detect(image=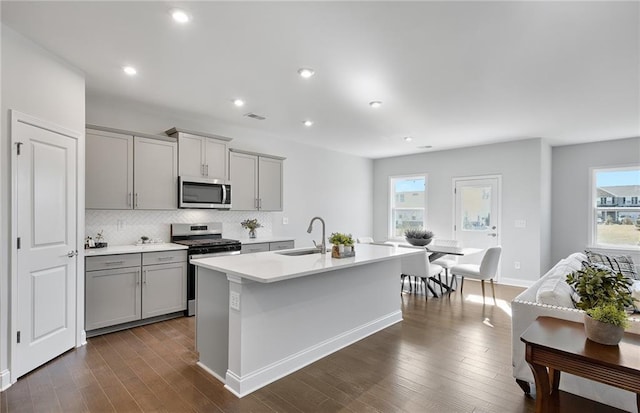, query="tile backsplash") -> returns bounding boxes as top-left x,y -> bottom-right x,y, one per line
85,209 -> 273,246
